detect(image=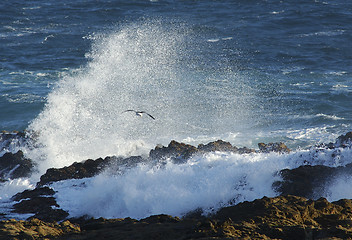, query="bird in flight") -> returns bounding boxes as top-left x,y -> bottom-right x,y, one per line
122,110 -> 155,120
